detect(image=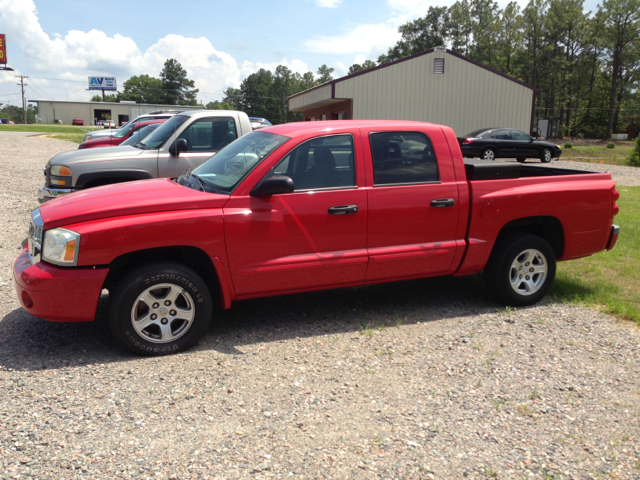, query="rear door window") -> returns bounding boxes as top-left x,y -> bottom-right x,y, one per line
369,132 -> 439,185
